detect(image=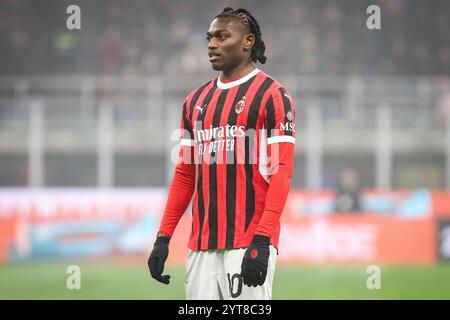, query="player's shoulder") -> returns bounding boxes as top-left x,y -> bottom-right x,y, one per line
259,70 -> 293,103
184,79 -> 215,105
258,70 -> 290,96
